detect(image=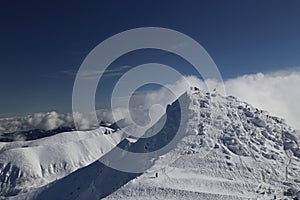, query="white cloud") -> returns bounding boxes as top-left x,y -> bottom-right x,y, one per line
222,70 -> 300,130
0,109 -> 127,134
143,75 -> 205,108
25,112 -> 73,131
